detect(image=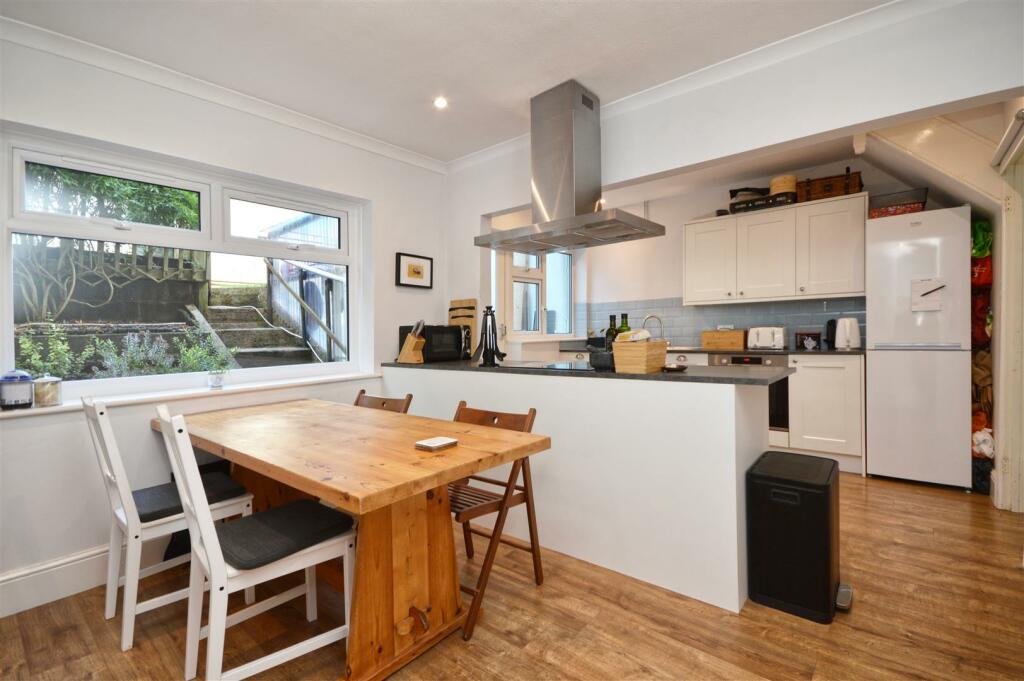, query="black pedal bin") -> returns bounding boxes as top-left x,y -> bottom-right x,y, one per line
746,451 -> 839,624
